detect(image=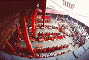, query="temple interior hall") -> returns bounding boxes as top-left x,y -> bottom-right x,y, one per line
0,0 -> 89,60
